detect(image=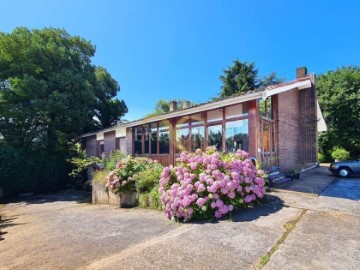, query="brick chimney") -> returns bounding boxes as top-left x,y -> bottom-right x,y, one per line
296,67 -> 307,79
169,100 -> 177,112
182,100 -> 191,109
